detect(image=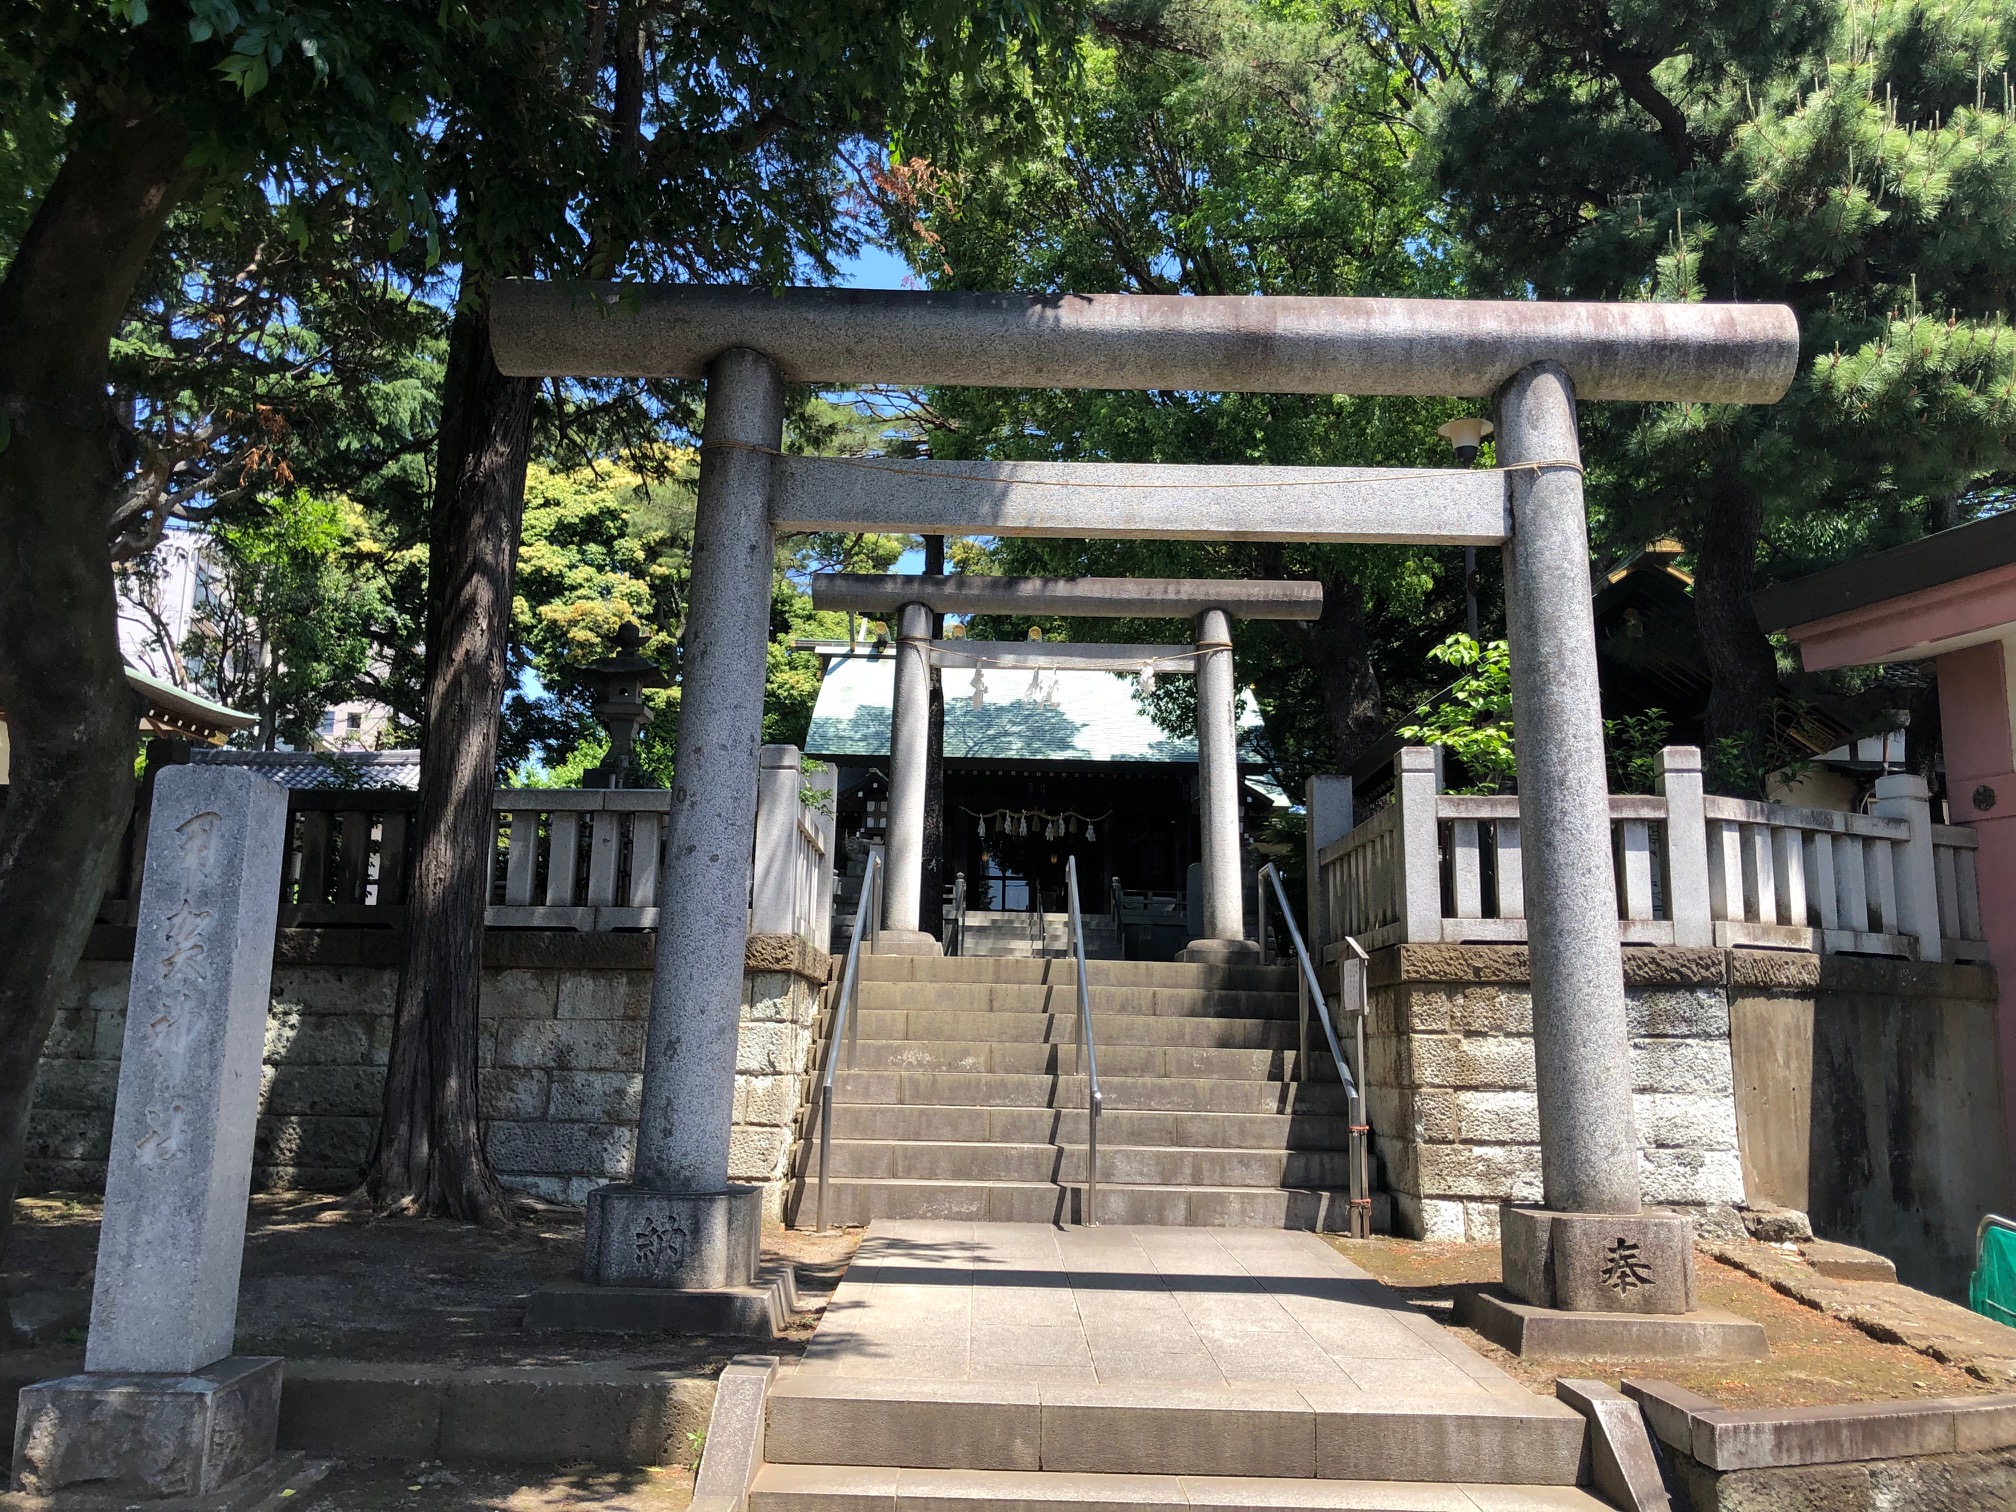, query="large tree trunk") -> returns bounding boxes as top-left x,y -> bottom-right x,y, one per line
1692,466 -> 1779,797
1290,572 -> 1386,771
365,291 -> 532,1223
0,102 -> 192,1258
